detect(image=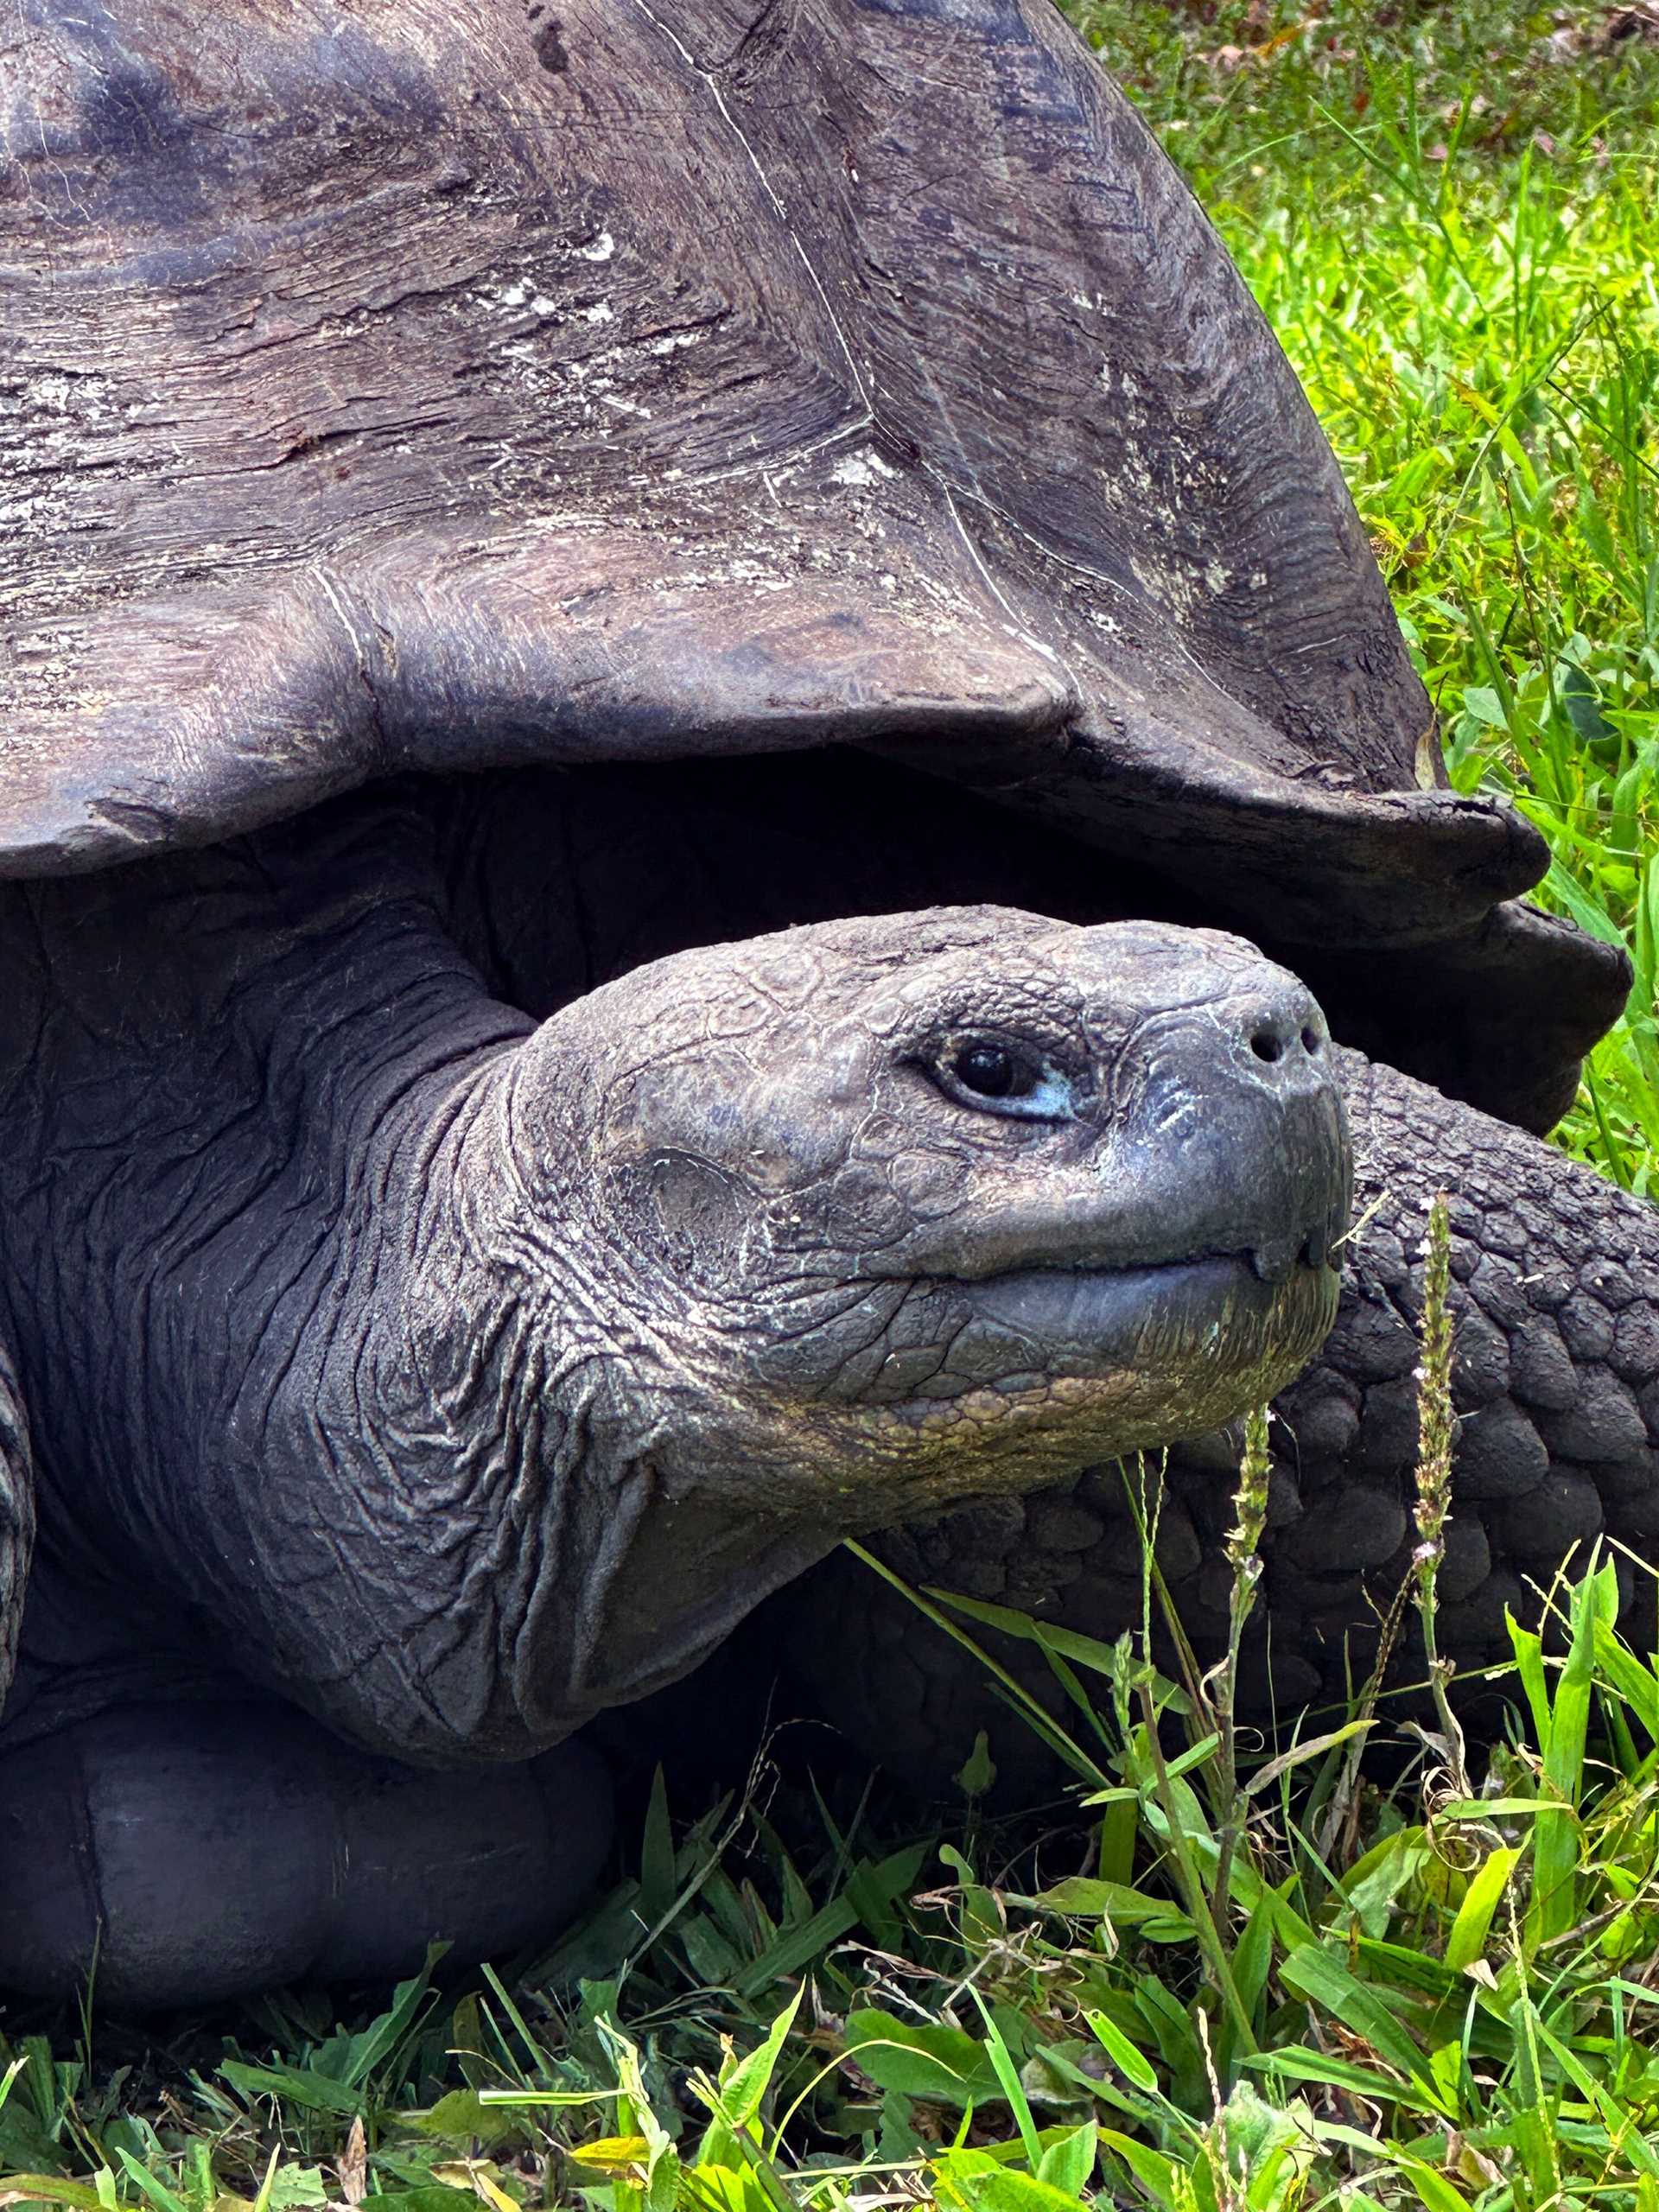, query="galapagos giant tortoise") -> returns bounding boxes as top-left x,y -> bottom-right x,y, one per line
0,0 -> 1651,2007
